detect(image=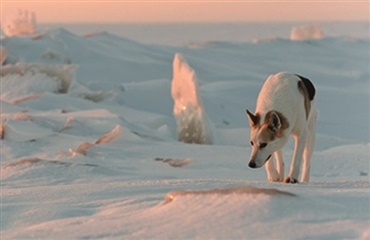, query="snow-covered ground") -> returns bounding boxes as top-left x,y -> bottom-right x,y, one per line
1,23 -> 369,239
